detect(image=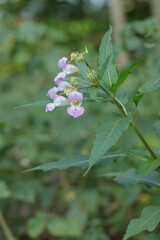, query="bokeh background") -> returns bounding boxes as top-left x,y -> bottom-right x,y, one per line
0,0 -> 160,239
